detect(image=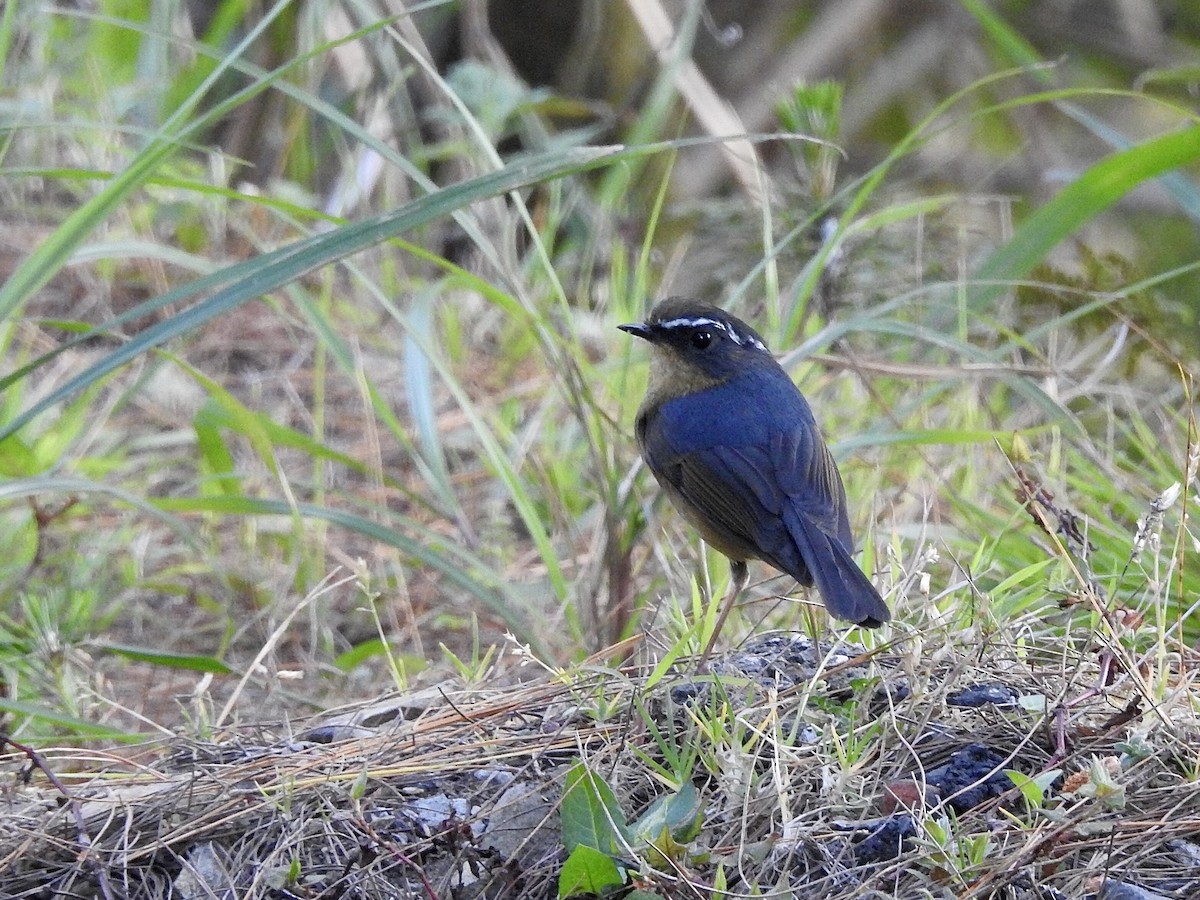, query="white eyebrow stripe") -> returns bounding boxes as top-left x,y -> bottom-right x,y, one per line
657,315 -> 767,350
658,316 -> 722,330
